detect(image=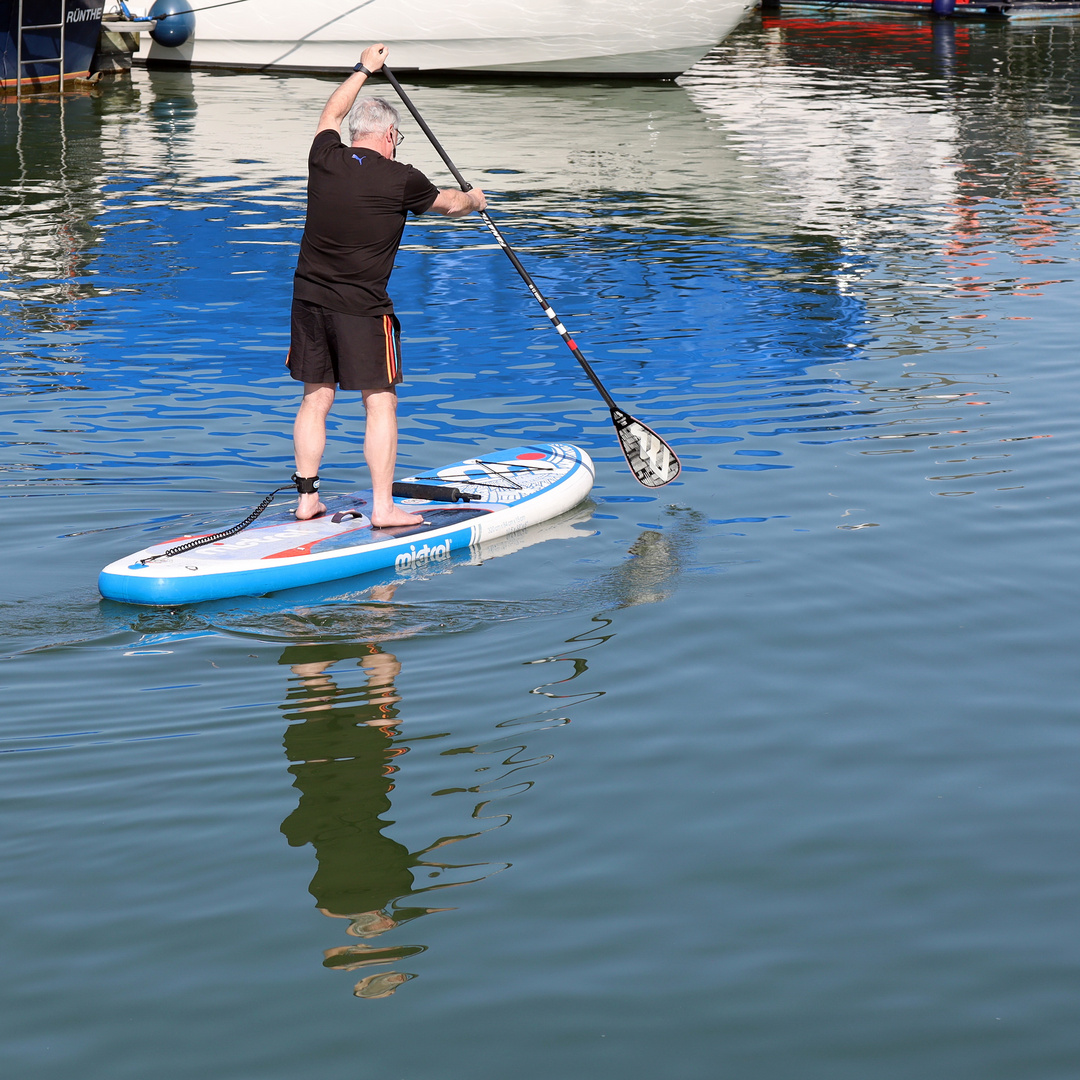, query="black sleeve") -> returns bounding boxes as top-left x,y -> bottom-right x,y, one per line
402,165 -> 440,216
308,128 -> 344,164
